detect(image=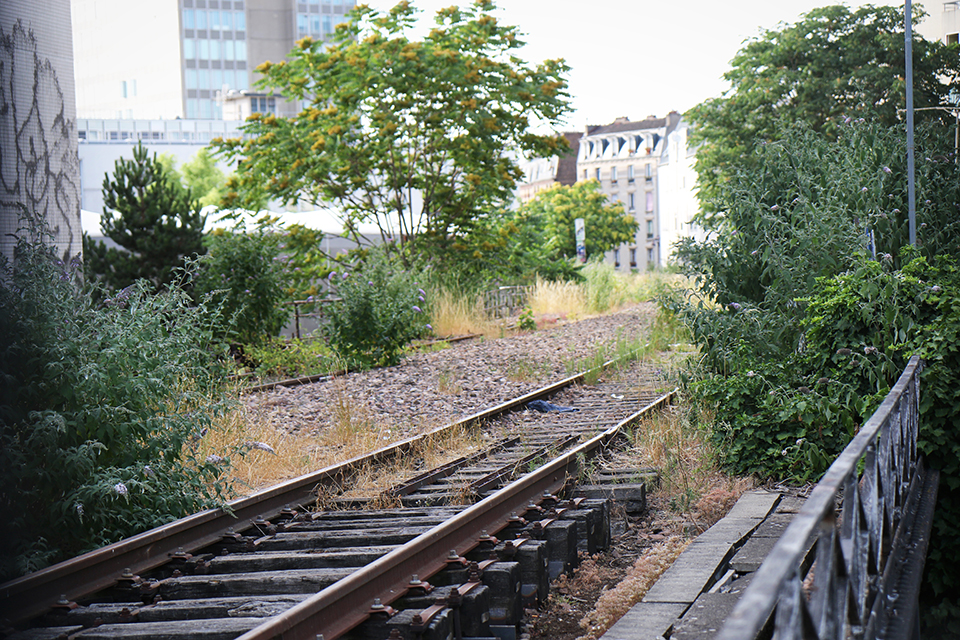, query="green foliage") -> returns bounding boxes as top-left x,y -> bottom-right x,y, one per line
212,0 -> 570,261
180,148 -> 228,209
675,120 -> 960,374
0,216 -> 235,579
83,142 -> 206,291
245,337 -> 341,379
194,228 -> 292,346
517,308 -> 536,331
582,259 -> 629,313
515,180 -> 639,259
687,4 -> 960,207
324,249 -> 430,368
